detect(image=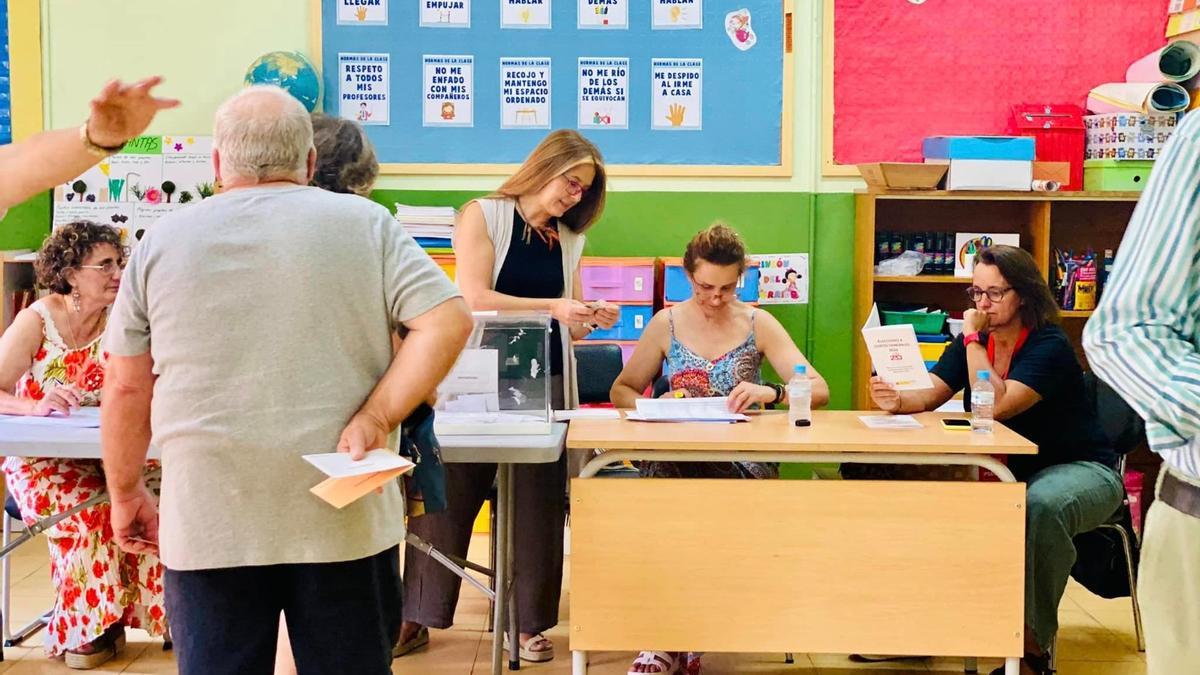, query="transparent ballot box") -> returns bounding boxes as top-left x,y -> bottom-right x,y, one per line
434,311 -> 553,435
